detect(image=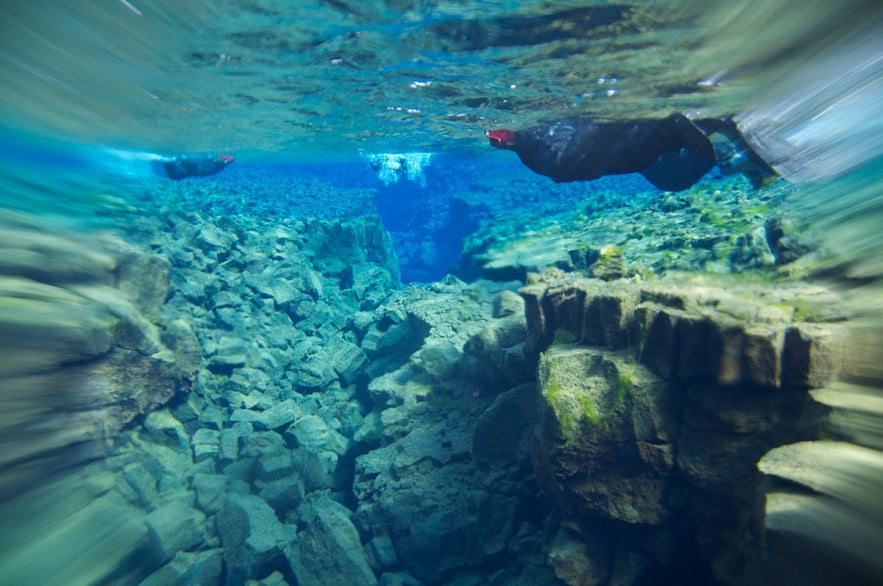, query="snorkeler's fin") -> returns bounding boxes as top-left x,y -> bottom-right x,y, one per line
694,117 -> 779,188
639,146 -> 717,191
